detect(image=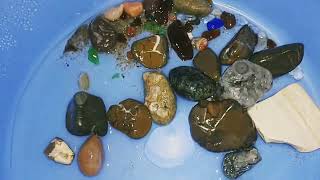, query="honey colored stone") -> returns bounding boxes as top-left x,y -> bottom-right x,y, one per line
143,72 -> 176,125
107,99 -> 152,139
78,135 -> 104,176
